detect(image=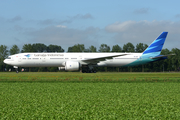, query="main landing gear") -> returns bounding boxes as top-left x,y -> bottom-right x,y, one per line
82,65 -> 97,73
82,69 -> 96,73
